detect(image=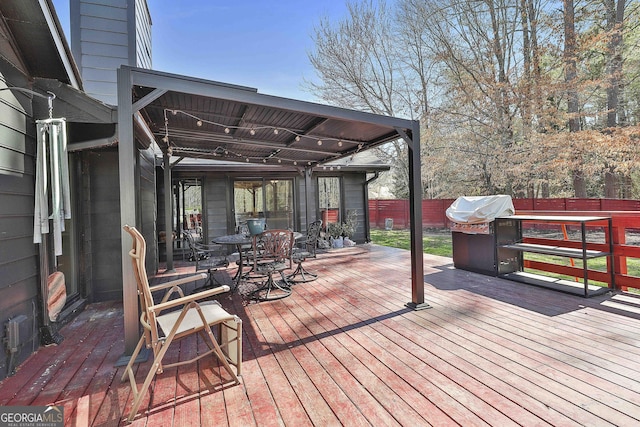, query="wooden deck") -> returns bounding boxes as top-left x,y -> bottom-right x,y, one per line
2,244 -> 640,426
